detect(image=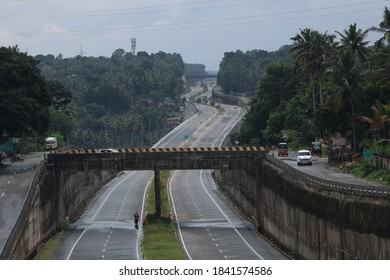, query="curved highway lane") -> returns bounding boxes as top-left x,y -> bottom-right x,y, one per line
169,103 -> 287,260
